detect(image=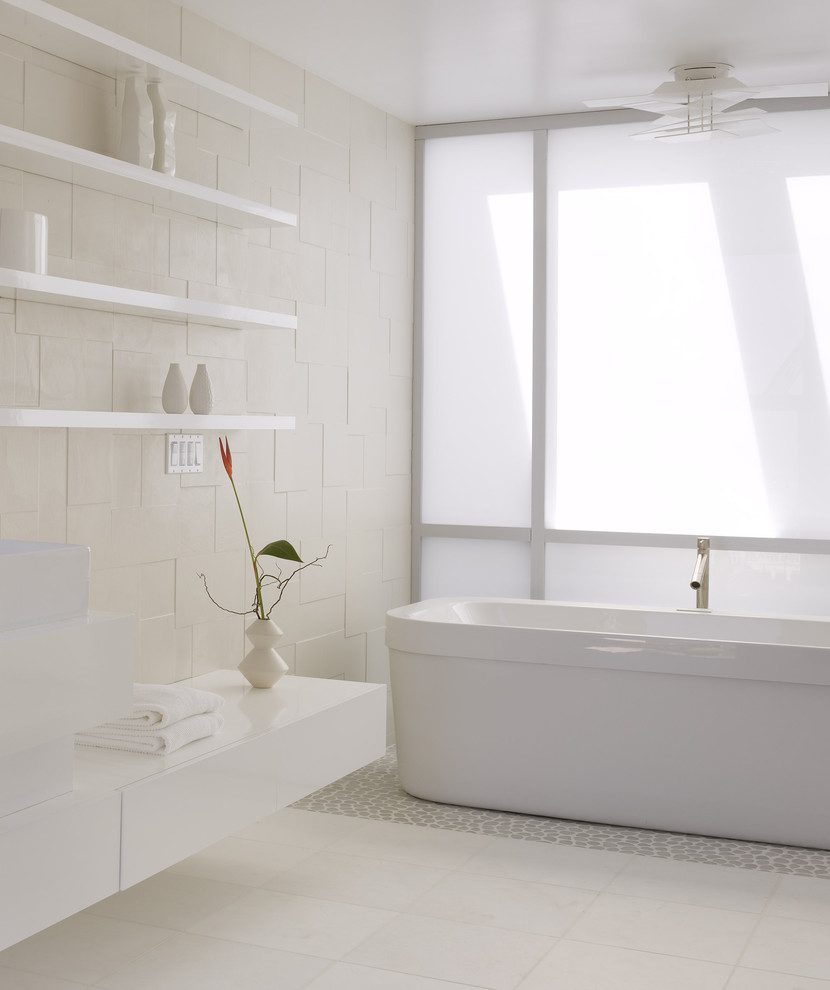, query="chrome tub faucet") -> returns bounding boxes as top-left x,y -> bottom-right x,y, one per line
690,537 -> 710,610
